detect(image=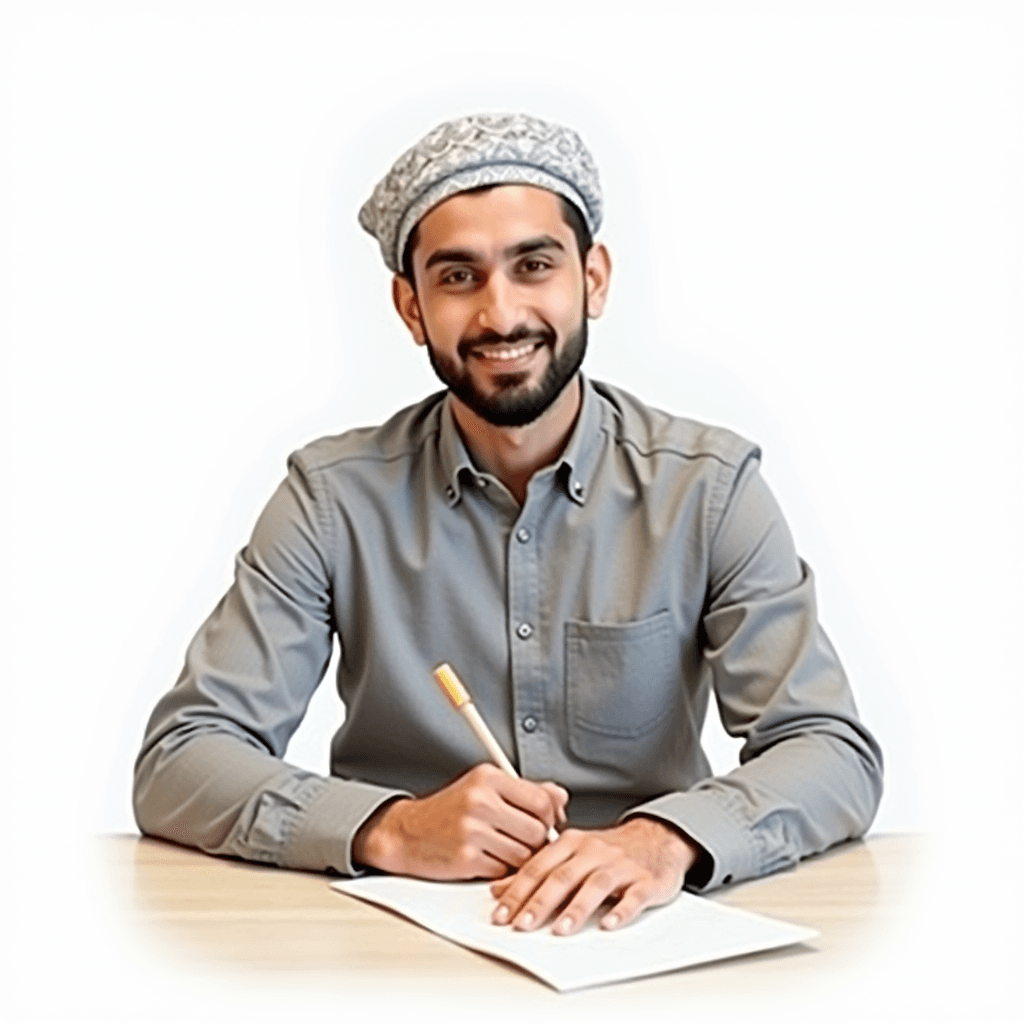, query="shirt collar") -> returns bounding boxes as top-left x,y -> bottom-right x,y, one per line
437,397 -> 478,506
555,373 -> 602,506
437,374 -> 605,507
